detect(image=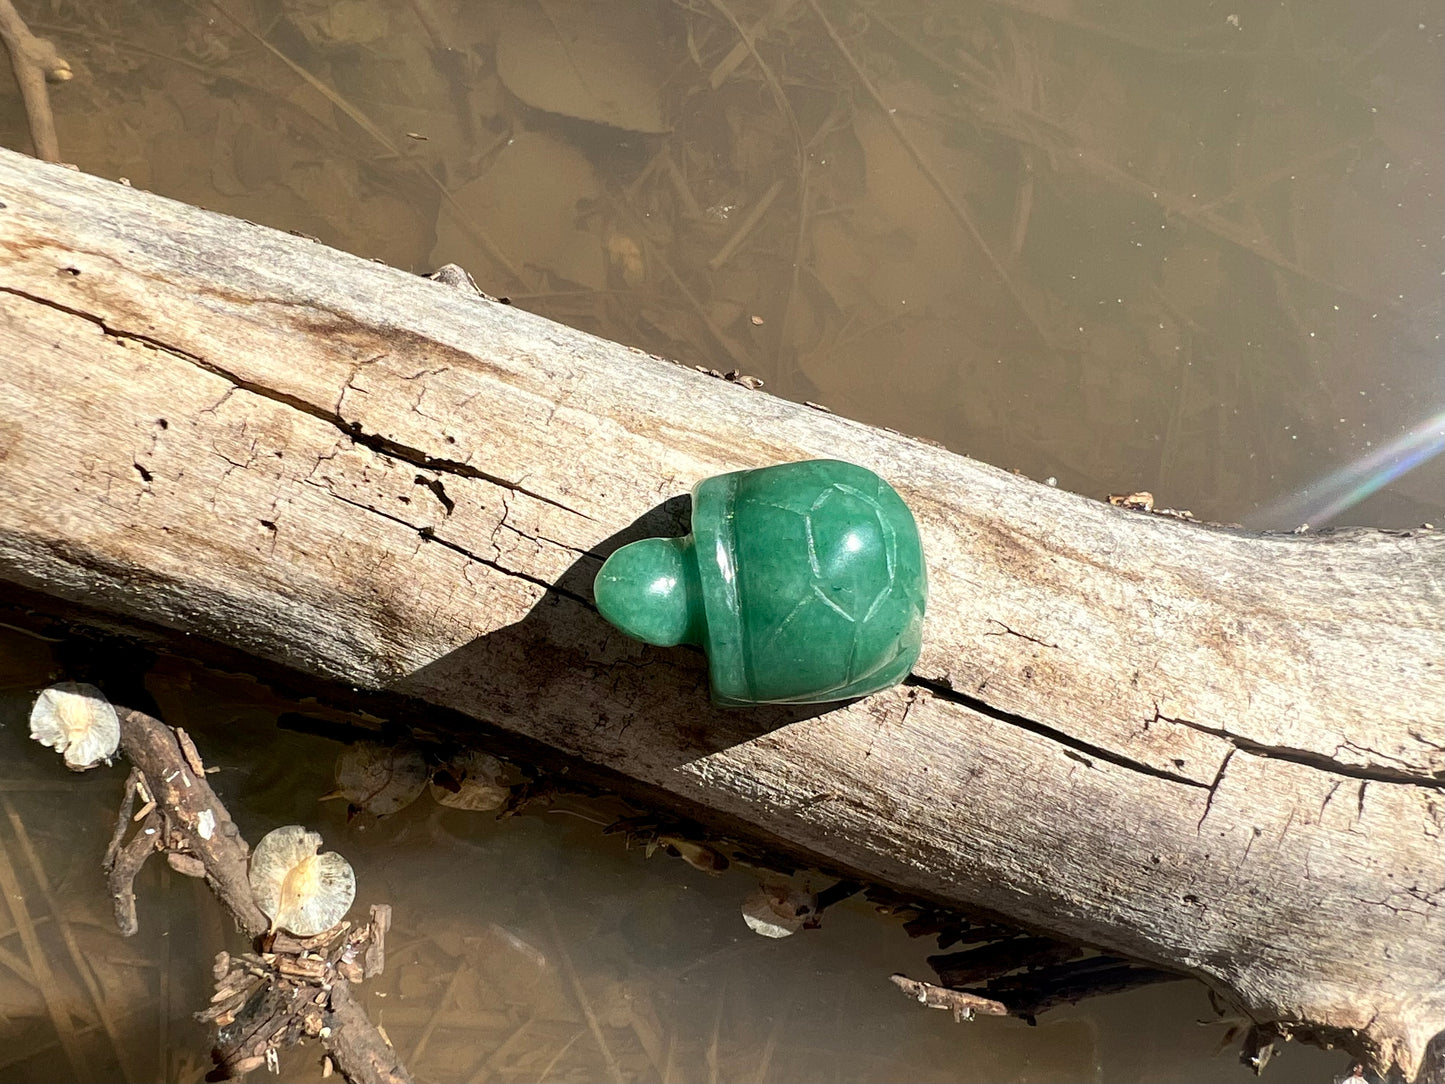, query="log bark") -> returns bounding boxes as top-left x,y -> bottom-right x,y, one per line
0,149 -> 1440,1077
